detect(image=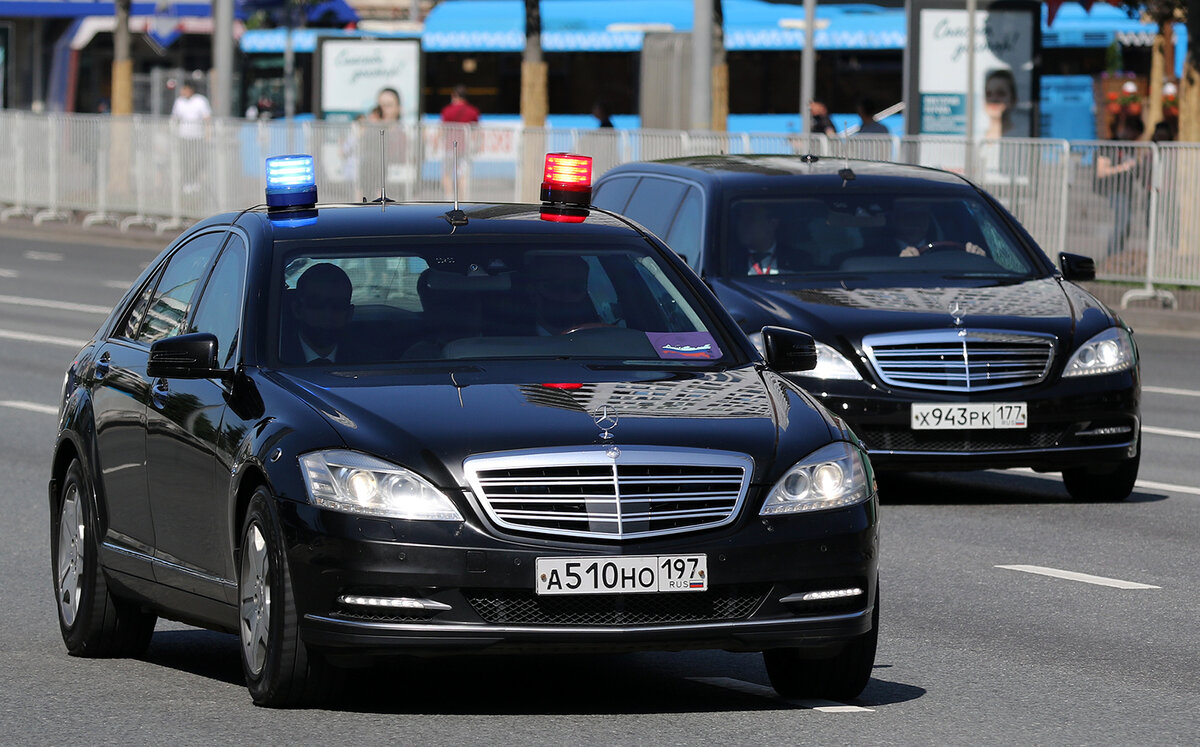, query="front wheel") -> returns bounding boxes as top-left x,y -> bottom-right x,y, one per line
52,458 -> 156,657
1062,450 -> 1140,502
764,589 -> 878,700
239,488 -> 340,707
